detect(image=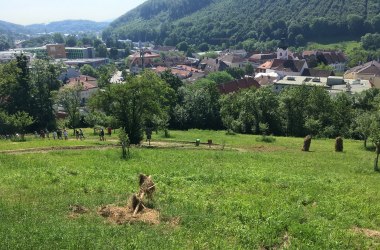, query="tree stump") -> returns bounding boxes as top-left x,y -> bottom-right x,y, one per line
131,174 -> 156,217
302,135 -> 312,152
335,137 -> 344,152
